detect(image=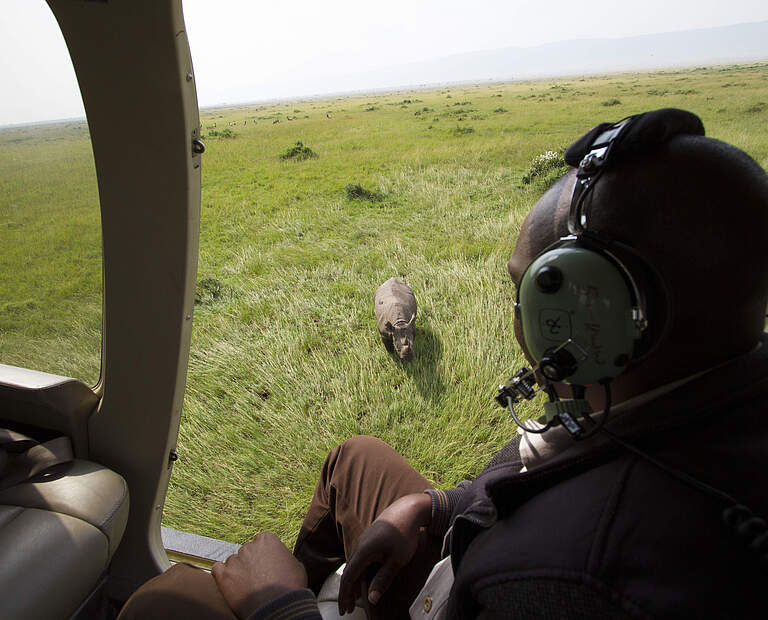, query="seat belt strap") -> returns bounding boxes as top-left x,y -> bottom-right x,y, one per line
0,430 -> 74,492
